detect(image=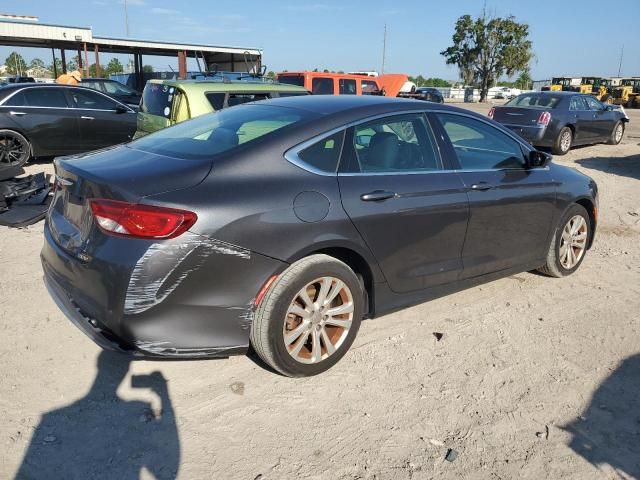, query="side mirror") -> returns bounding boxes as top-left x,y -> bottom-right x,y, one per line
114,105 -> 129,114
528,150 -> 552,168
